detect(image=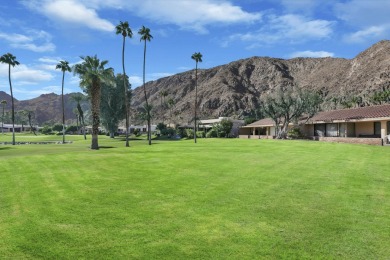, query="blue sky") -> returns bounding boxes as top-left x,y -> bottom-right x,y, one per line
0,0 -> 389,100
